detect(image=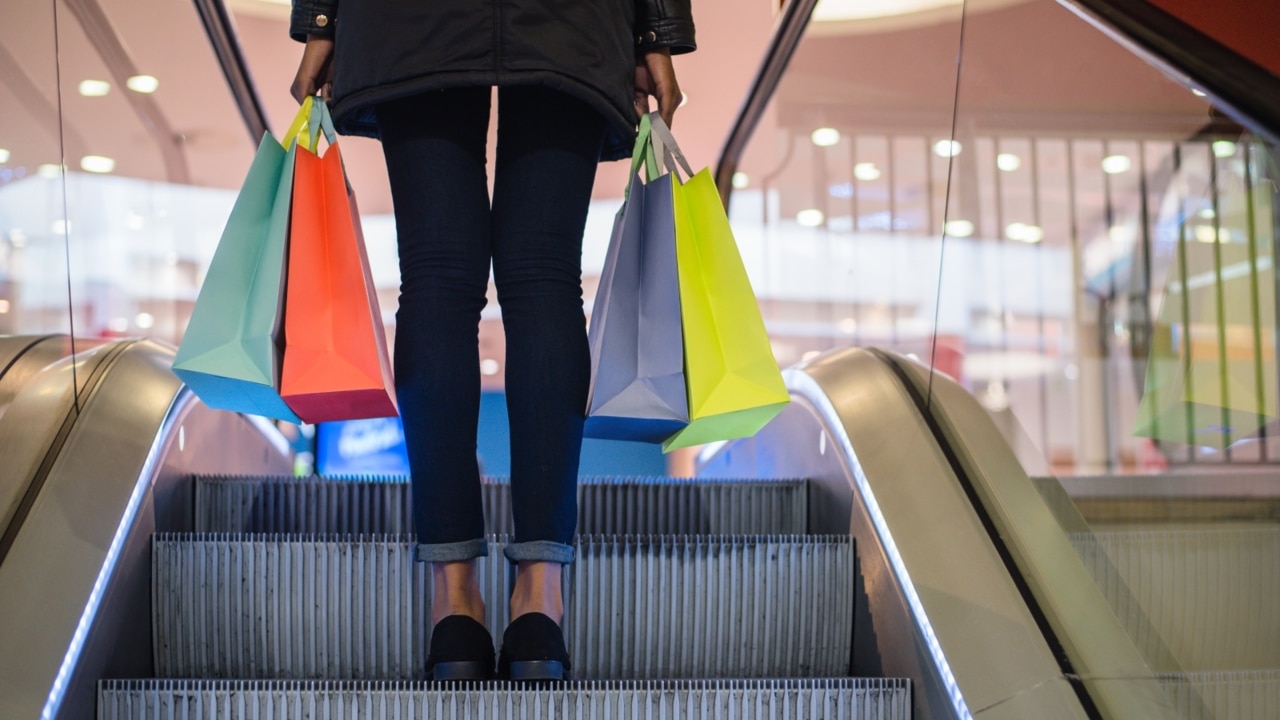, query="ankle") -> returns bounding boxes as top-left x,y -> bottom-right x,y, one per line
510,561 -> 563,624
431,560 -> 486,625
